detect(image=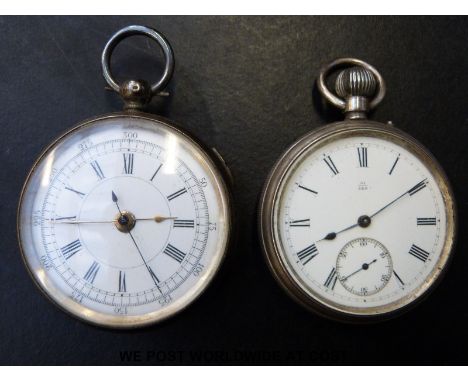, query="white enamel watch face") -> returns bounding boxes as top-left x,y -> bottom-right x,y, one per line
18,115 -> 231,328
263,126 -> 455,319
